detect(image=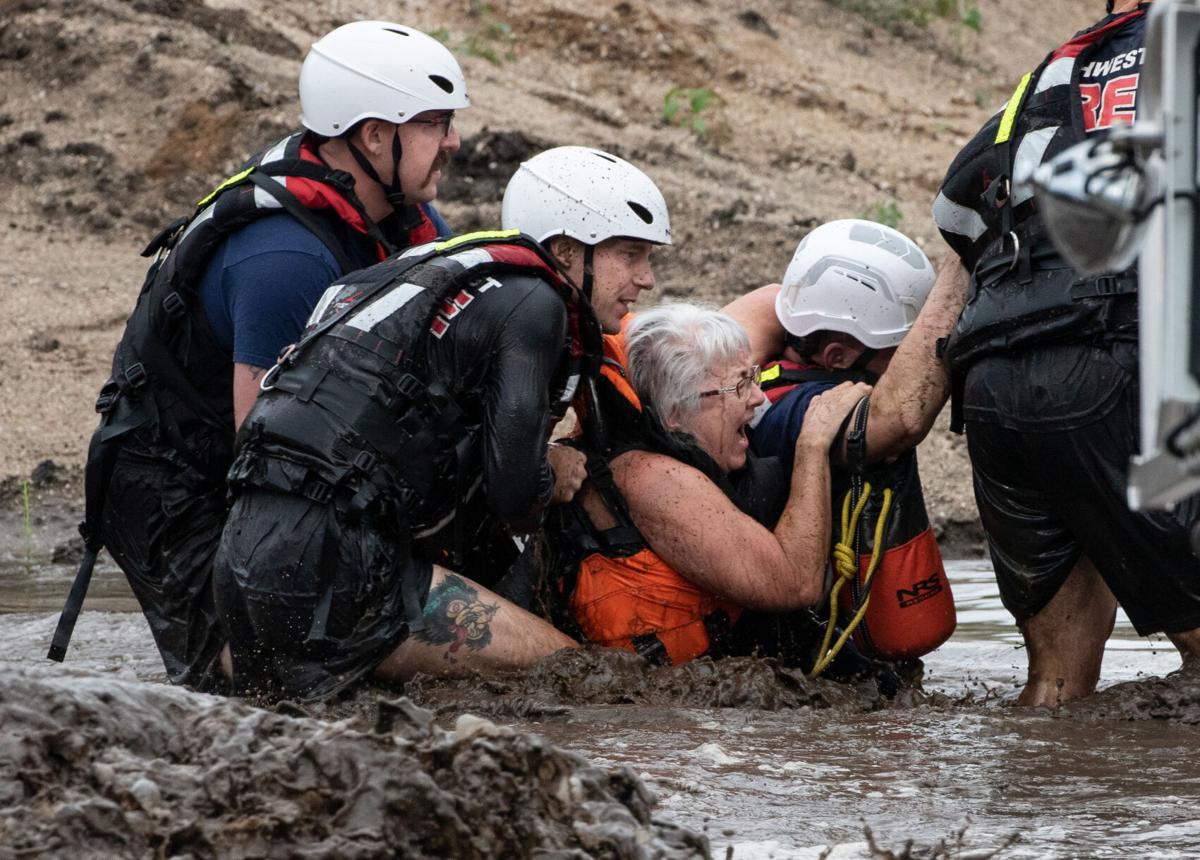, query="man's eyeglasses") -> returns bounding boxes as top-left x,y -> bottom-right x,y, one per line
699,365 -> 761,401
407,111 -> 455,137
